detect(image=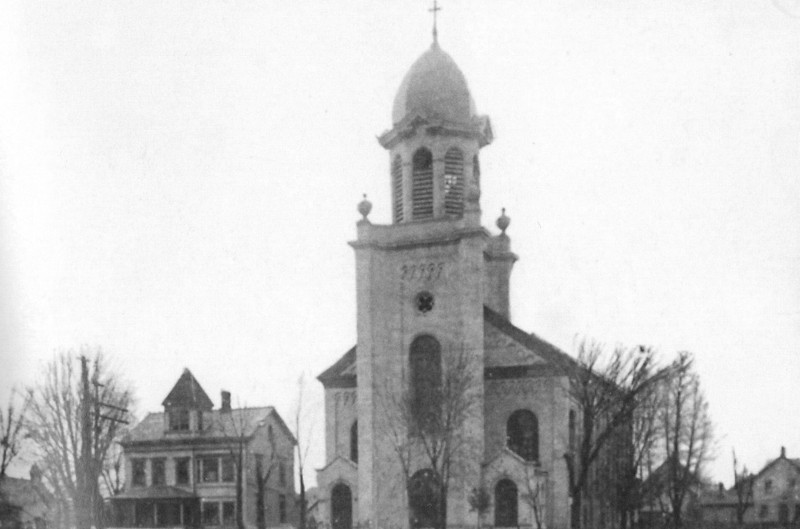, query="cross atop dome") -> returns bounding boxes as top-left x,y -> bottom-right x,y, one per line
429,0 -> 442,45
